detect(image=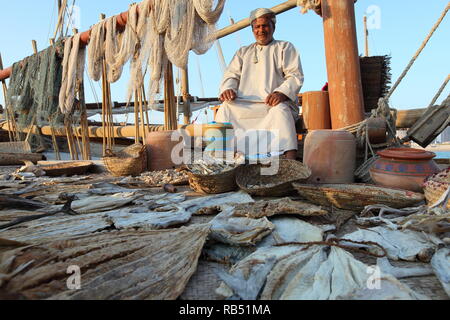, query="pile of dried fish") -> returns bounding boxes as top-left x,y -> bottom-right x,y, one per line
138,169 -> 189,187
187,159 -> 236,176
0,224 -> 211,300
215,245 -> 428,300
